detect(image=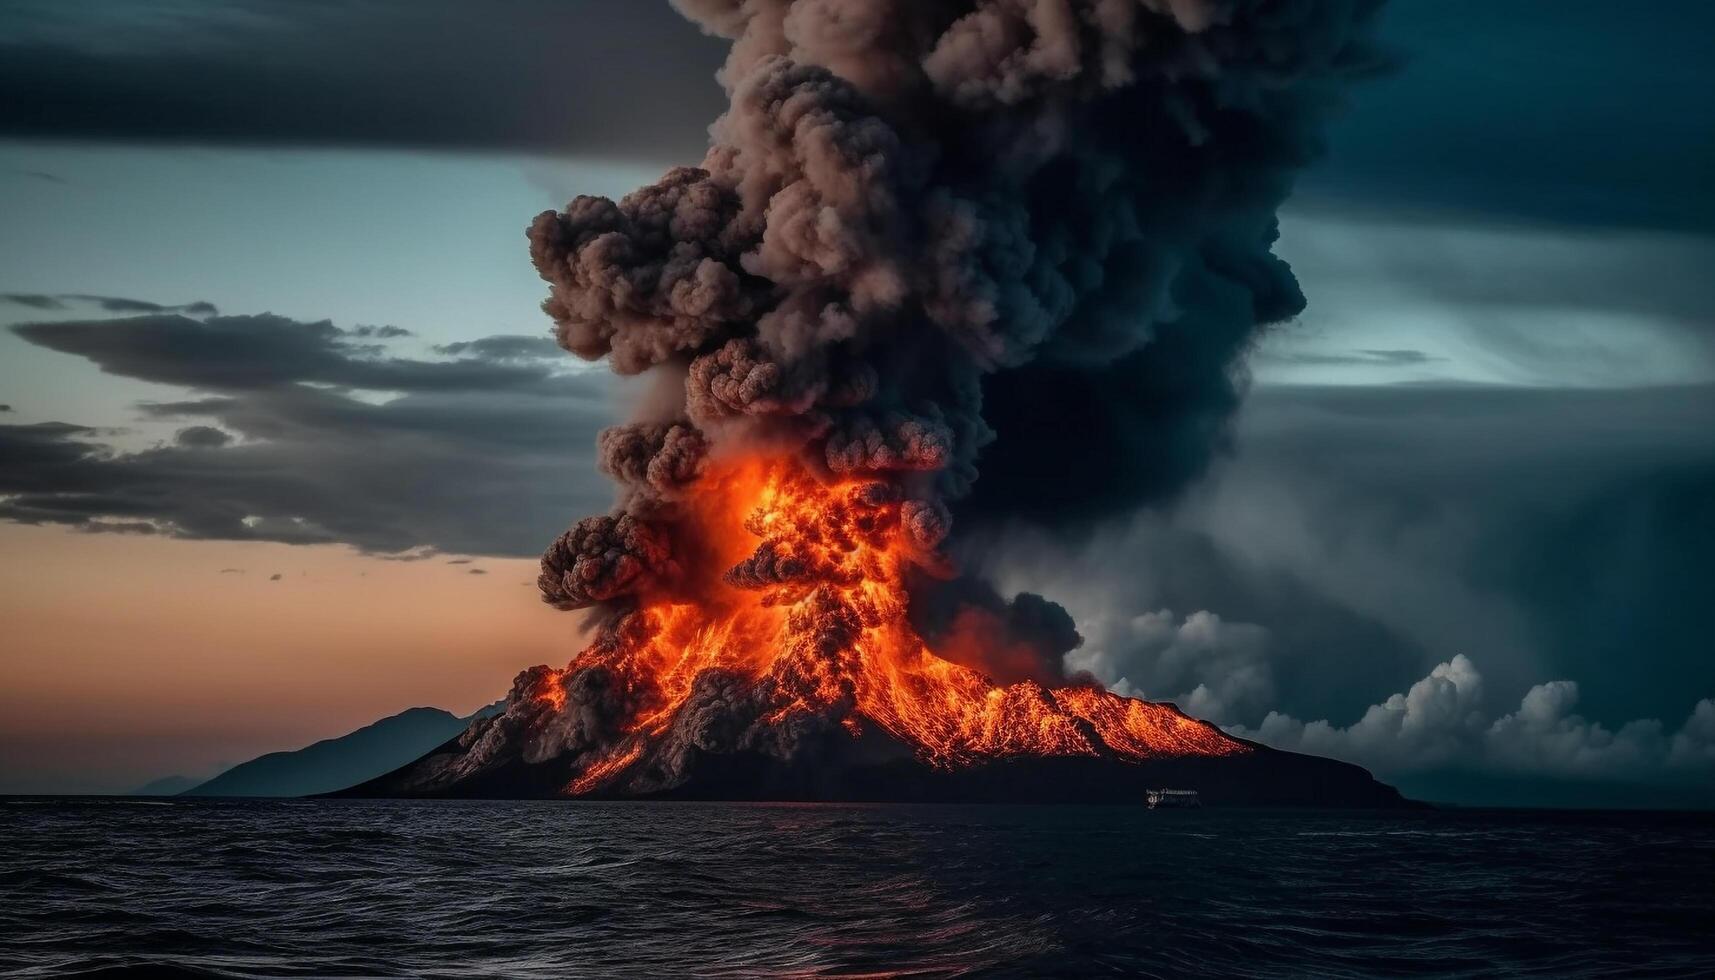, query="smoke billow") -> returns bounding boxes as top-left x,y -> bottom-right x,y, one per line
905,574 -> 1084,685
534,0 -> 1383,611
538,514 -> 676,610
